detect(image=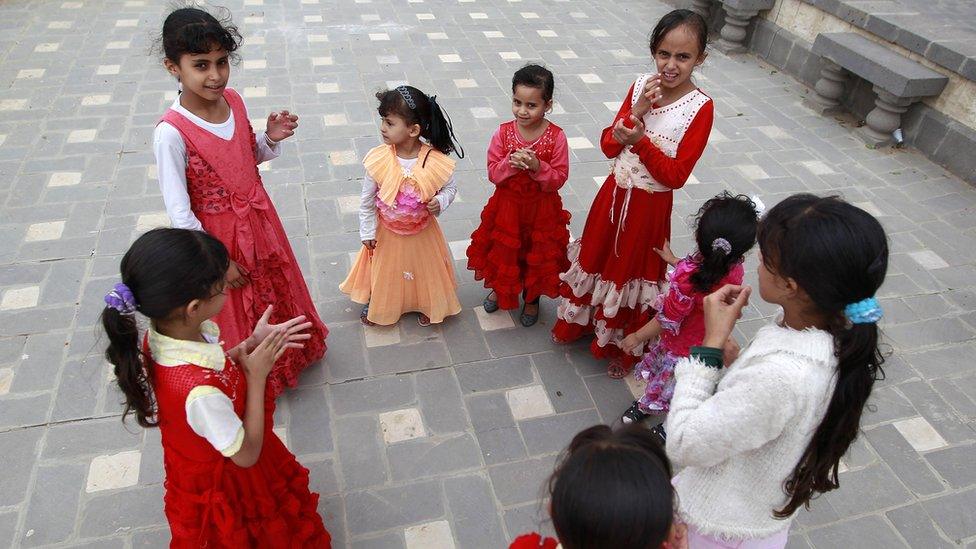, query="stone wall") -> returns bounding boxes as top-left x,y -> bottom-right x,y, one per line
692,0 -> 976,183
